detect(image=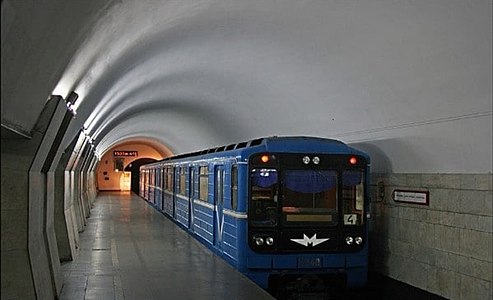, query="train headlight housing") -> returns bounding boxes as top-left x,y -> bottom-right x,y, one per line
355,236 -> 363,245
312,156 -> 320,164
250,233 -> 277,252
345,236 -> 354,245
302,156 -> 311,164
